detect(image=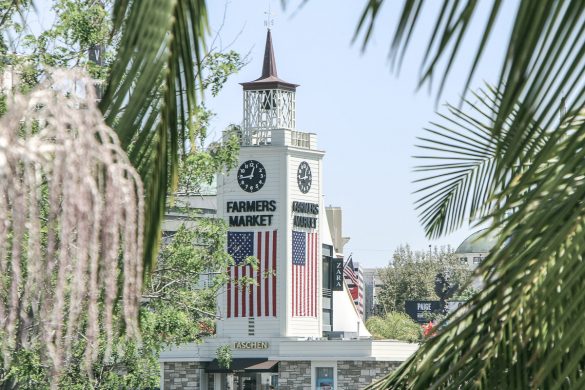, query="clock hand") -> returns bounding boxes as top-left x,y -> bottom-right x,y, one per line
241,167 -> 256,180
